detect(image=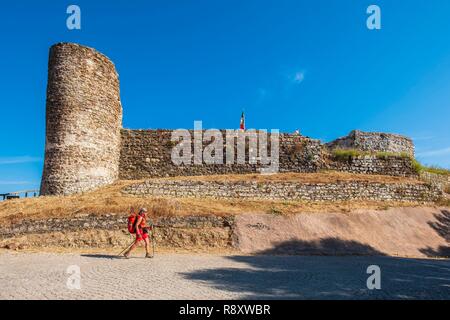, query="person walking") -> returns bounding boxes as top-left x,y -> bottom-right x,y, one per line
124,208 -> 152,258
